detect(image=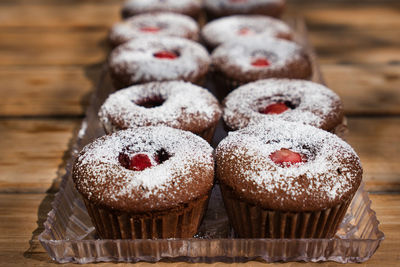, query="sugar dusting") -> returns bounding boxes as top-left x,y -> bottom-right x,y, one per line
202,15 -> 292,48
205,0 -> 284,13
109,36 -> 210,84
98,81 -> 221,133
211,36 -> 305,74
74,126 -> 214,203
223,79 -> 342,130
123,0 -> 202,14
110,12 -> 199,45
216,120 -> 362,208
